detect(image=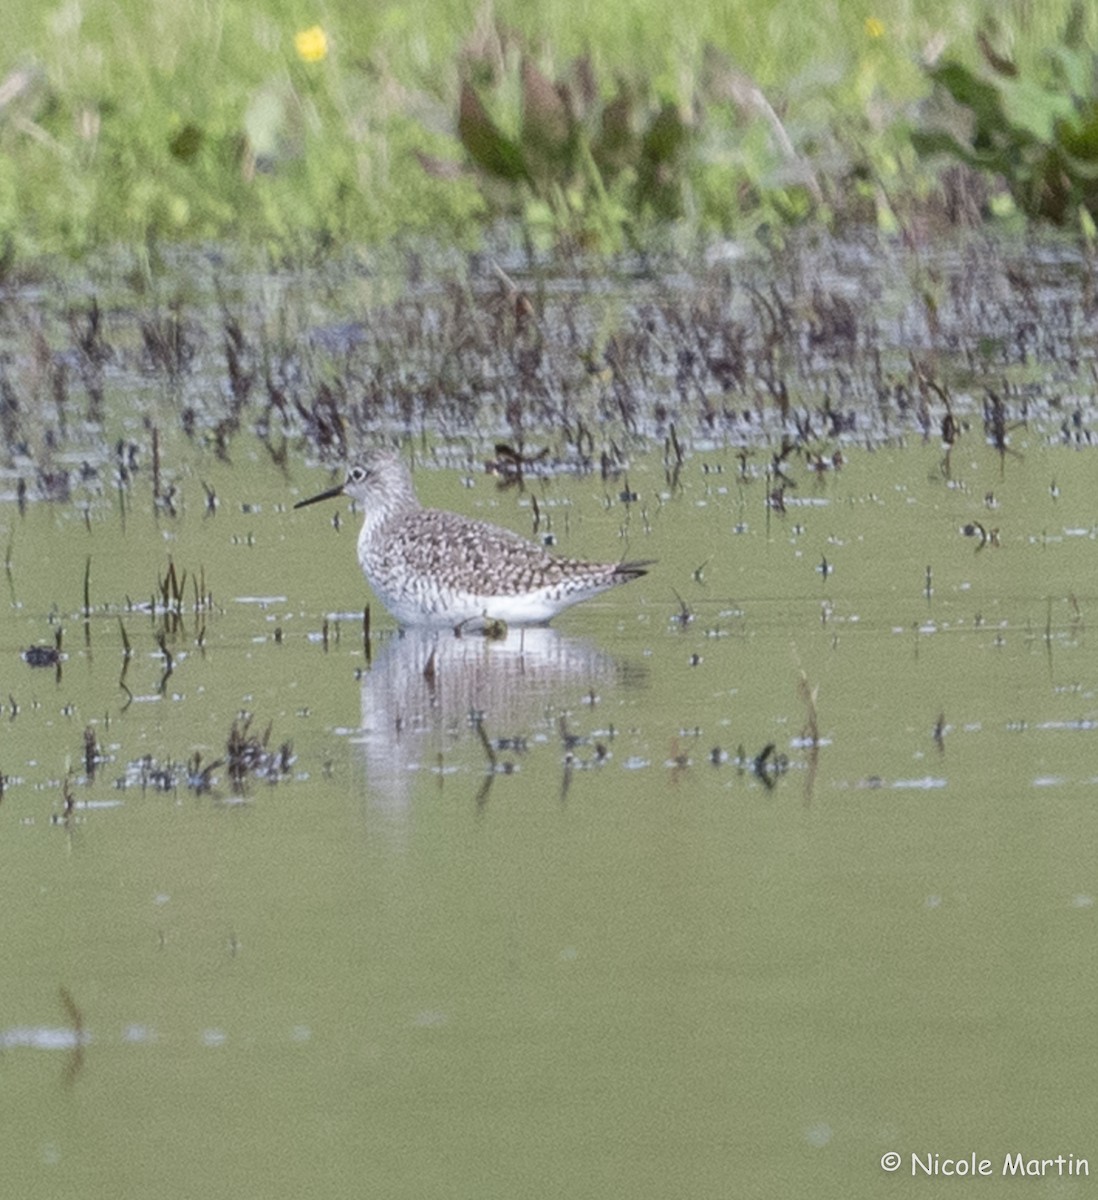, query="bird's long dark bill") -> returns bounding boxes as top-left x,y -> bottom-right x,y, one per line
293,482 -> 345,509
